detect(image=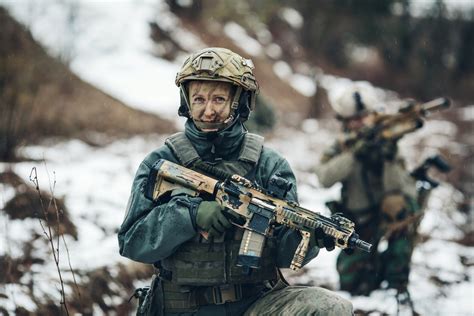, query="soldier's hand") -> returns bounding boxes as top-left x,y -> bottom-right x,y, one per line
313,228 -> 336,251
380,140 -> 398,161
196,201 -> 232,238
354,138 -> 398,163
353,139 -> 376,160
